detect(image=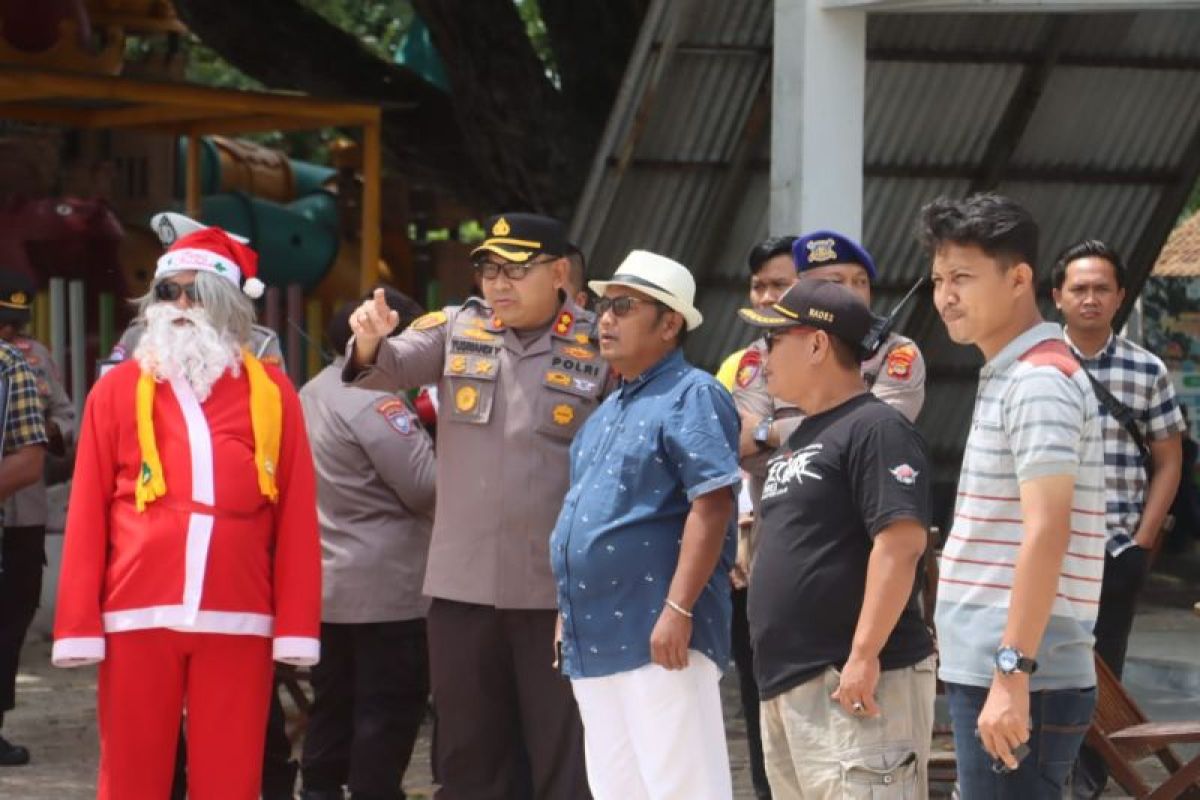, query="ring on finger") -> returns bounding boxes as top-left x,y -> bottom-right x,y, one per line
851,700 -> 865,713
